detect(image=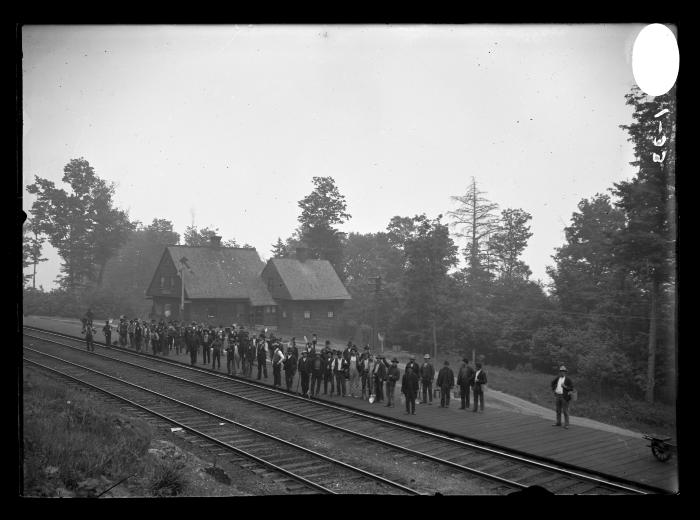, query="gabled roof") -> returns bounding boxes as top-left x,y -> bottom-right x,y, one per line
161,245 -> 276,306
267,258 -> 351,301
